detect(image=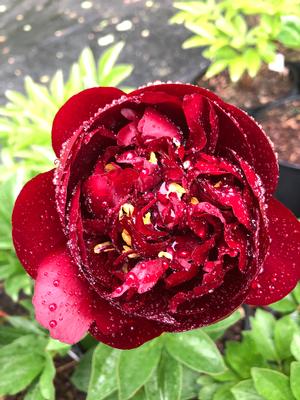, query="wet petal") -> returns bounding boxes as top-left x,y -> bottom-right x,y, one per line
33,249 -> 93,344
246,199 -> 300,305
12,170 -> 65,278
52,87 -> 124,157
183,94 -> 207,150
